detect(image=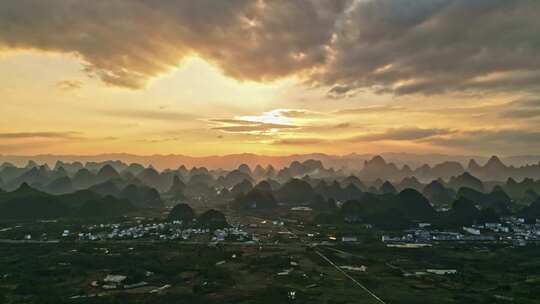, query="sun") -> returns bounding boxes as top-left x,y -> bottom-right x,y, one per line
238,109 -> 295,126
